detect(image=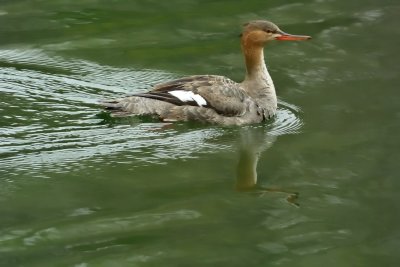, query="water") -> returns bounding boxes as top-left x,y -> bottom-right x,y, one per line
1,0 -> 399,266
